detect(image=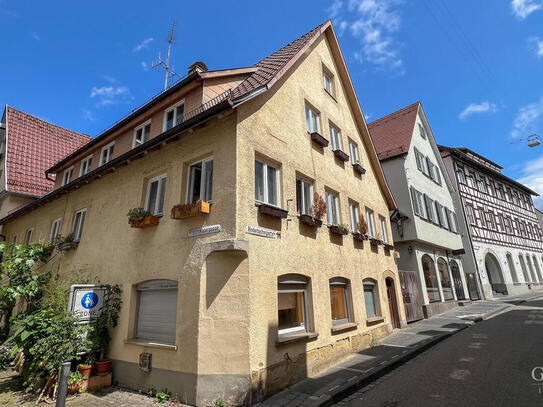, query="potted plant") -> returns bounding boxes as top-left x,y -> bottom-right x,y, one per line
68,370 -> 87,394
352,160 -> 366,174
299,192 -> 326,228
78,353 -> 95,379
352,216 -> 368,241
127,207 -> 159,228
171,199 -> 211,219
56,233 -> 78,251
329,223 -> 349,235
